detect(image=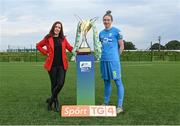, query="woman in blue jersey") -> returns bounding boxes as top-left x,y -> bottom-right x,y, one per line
99,10 -> 125,114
